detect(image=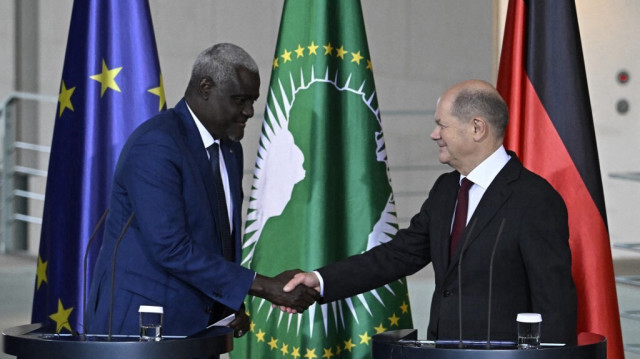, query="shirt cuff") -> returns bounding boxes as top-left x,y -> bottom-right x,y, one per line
312,270 -> 325,297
